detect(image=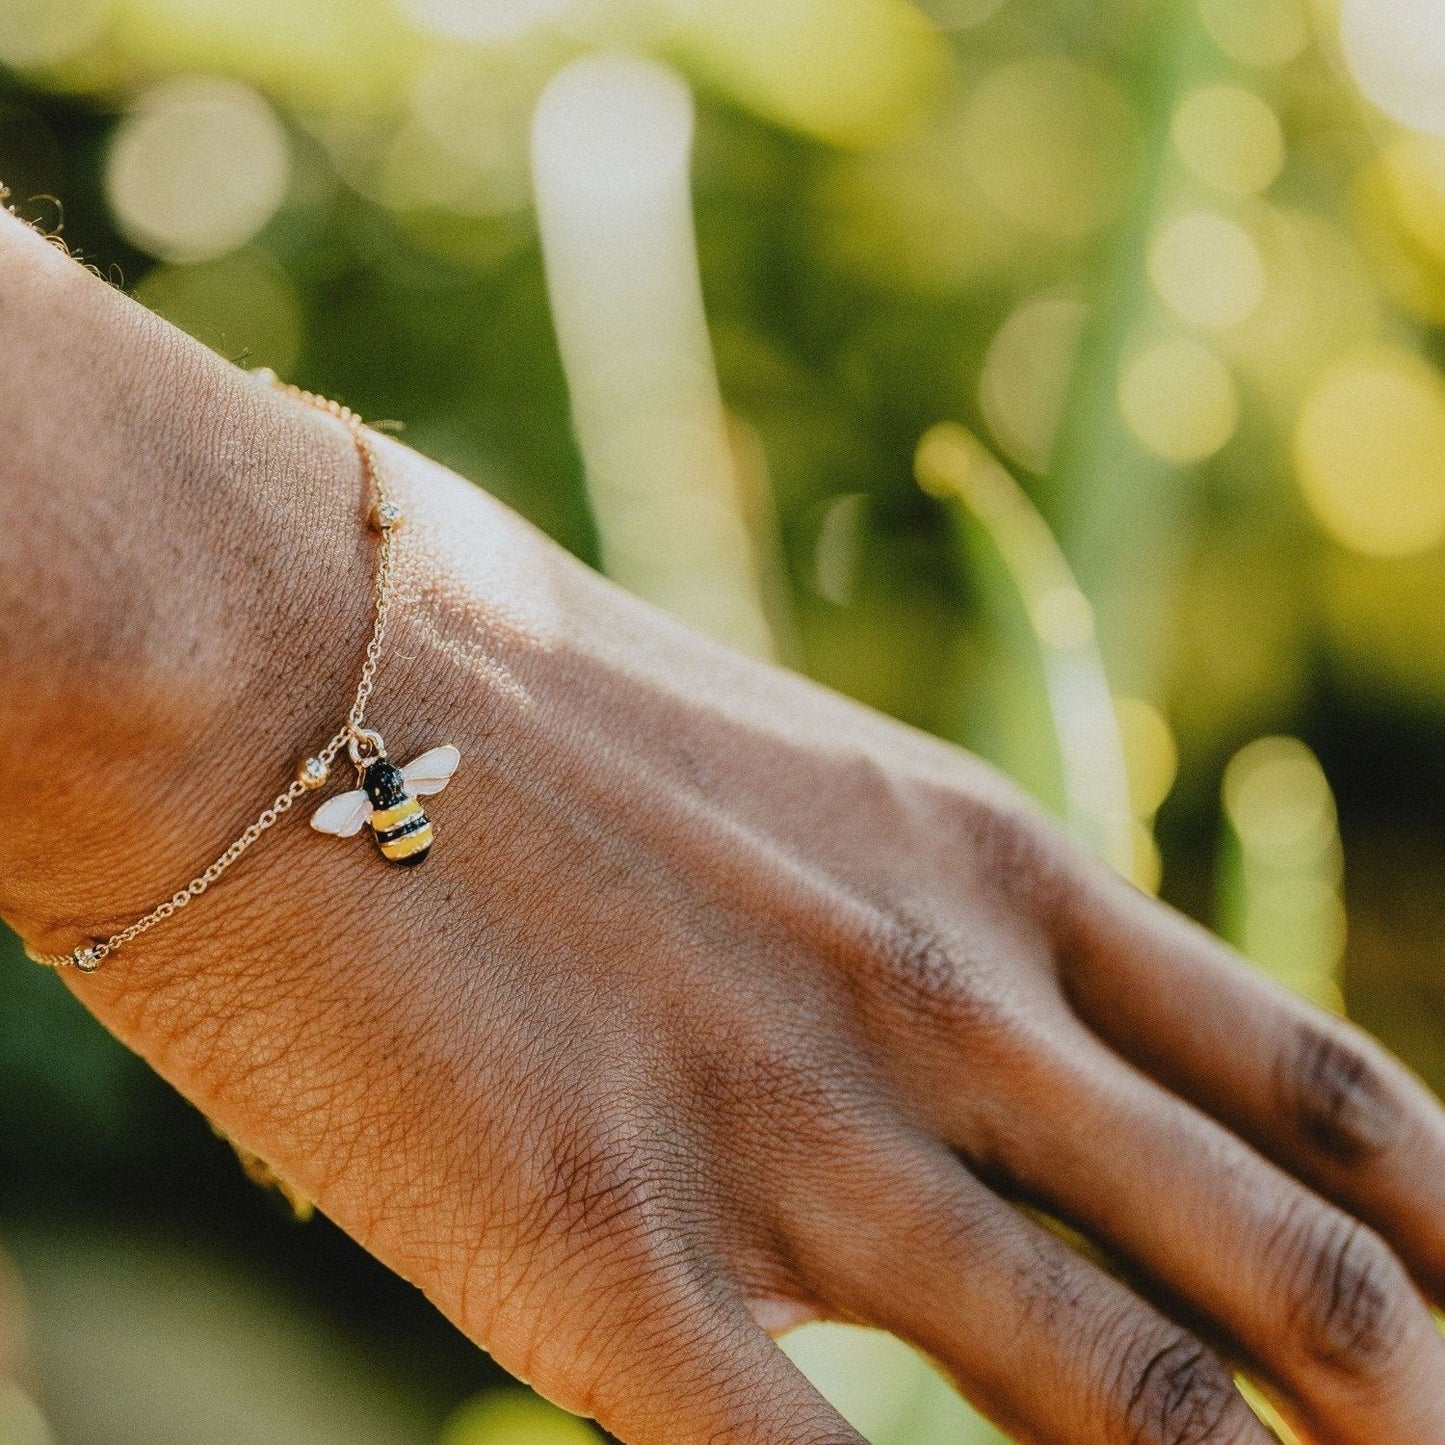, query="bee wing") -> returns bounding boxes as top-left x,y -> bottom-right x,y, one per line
401,745 -> 461,797
310,788 -> 372,837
